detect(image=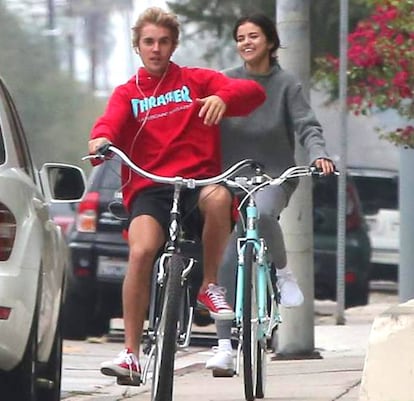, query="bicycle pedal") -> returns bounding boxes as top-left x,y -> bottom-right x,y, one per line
116,375 -> 142,386
212,368 -> 235,378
